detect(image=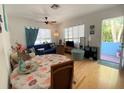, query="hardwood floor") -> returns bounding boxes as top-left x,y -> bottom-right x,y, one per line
65,54 -> 124,89
73,60 -> 124,89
